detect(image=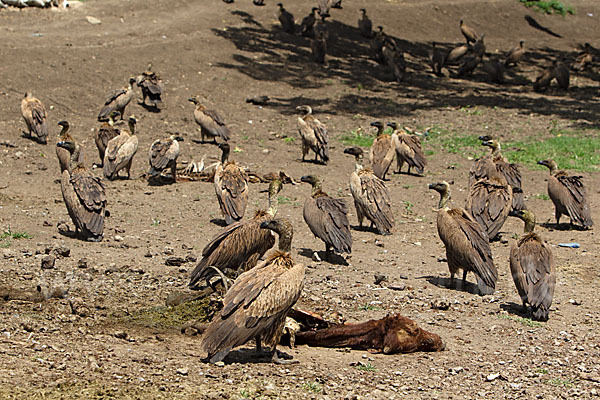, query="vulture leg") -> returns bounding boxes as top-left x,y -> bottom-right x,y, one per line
555,211 -> 561,226
407,165 -> 412,175
200,129 -> 206,143
522,300 -> 527,313
462,269 -> 468,288
170,161 -> 177,183
126,159 -> 133,179
271,347 -> 299,365
205,266 -> 230,292
255,336 -> 262,353
314,152 -> 318,162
